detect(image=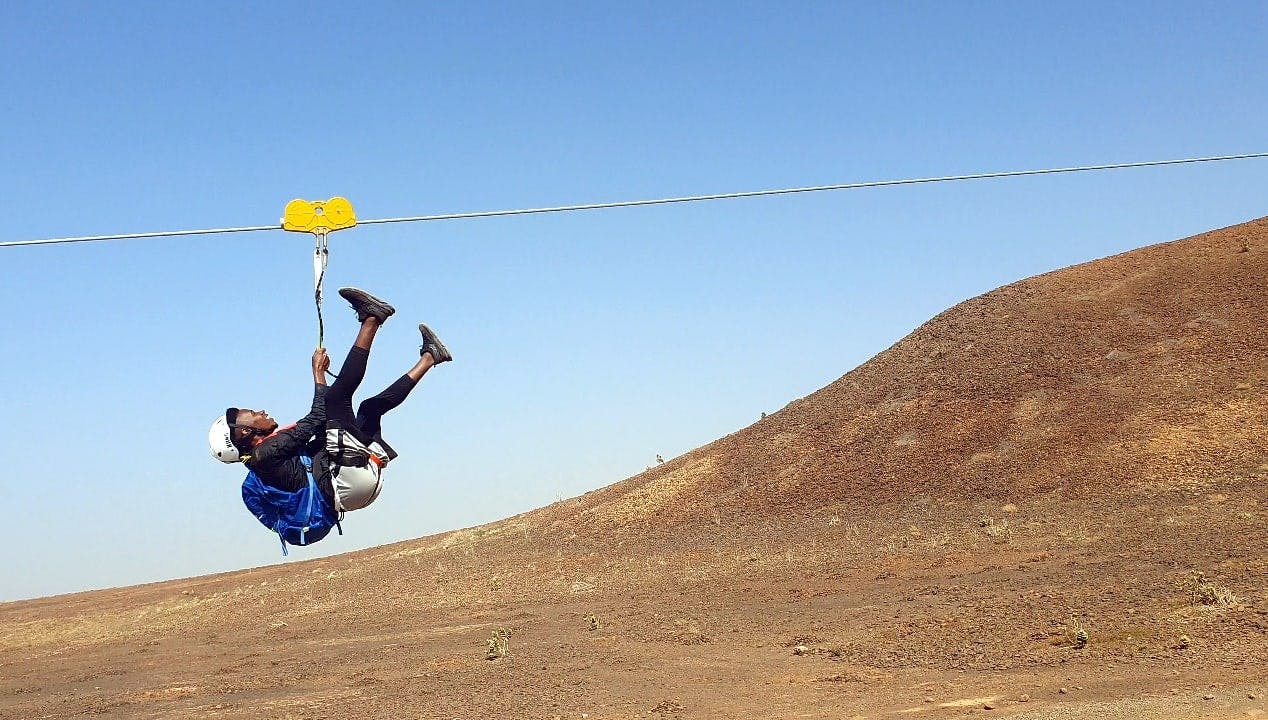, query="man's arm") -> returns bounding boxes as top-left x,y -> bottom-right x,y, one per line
281,348 -> 329,441
249,349 -> 330,463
